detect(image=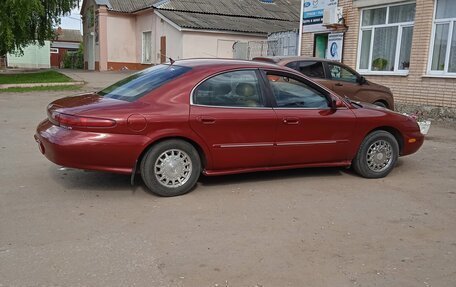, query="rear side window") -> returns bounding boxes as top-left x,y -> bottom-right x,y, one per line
297,61 -> 325,78
193,70 -> 264,108
98,65 -> 191,101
